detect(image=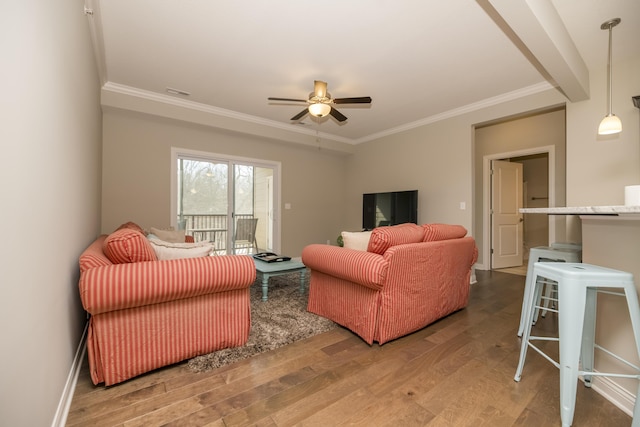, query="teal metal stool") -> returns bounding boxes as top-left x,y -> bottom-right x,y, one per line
515,262 -> 640,427
517,246 -> 582,337
538,243 -> 584,319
